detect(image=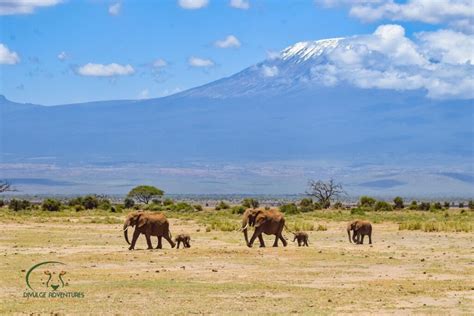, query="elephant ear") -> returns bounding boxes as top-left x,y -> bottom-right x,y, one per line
137,214 -> 147,228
